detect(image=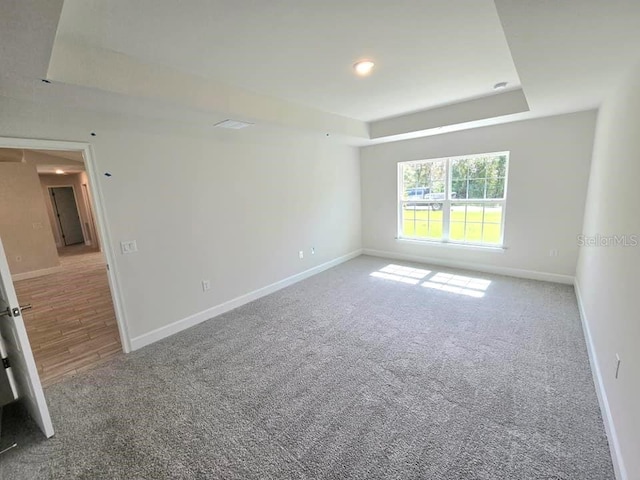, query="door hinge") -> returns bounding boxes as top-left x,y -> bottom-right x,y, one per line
1,305 -> 30,318
1,307 -> 20,318
2,357 -> 10,369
